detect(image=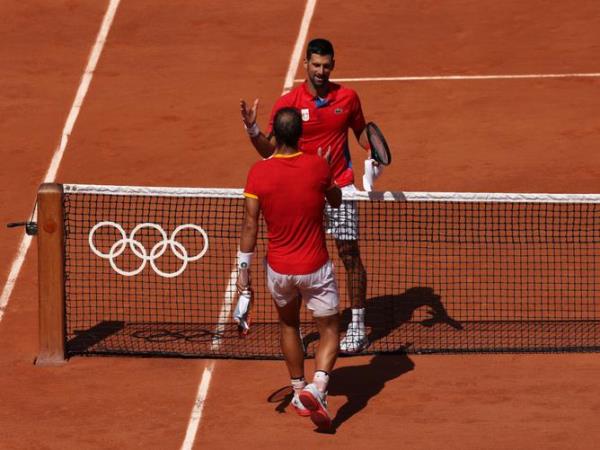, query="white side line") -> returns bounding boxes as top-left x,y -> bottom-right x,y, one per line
210,269 -> 239,351
180,361 -> 215,450
180,271 -> 237,450
293,72 -> 600,83
282,0 -> 317,94
45,0 -> 121,183
0,236 -> 33,321
181,1 -> 318,447
0,0 -> 121,324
